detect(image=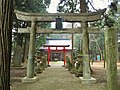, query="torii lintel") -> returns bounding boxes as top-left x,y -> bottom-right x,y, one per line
14,9 -> 106,22
18,27 -> 101,34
